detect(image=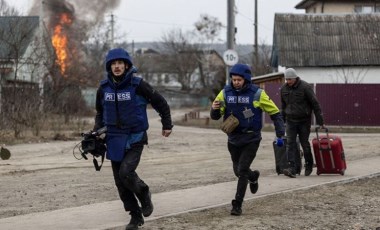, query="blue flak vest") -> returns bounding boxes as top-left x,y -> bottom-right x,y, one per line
223,85 -> 263,133
100,76 -> 149,161
101,76 -> 149,133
